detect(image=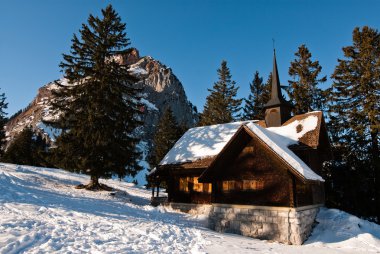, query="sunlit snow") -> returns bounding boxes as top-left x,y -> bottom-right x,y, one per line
0,163 -> 379,253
